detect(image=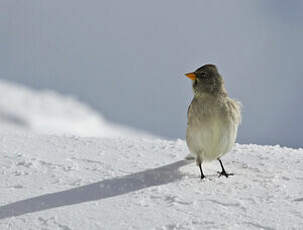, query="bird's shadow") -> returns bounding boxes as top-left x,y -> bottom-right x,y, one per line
0,160 -> 191,220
